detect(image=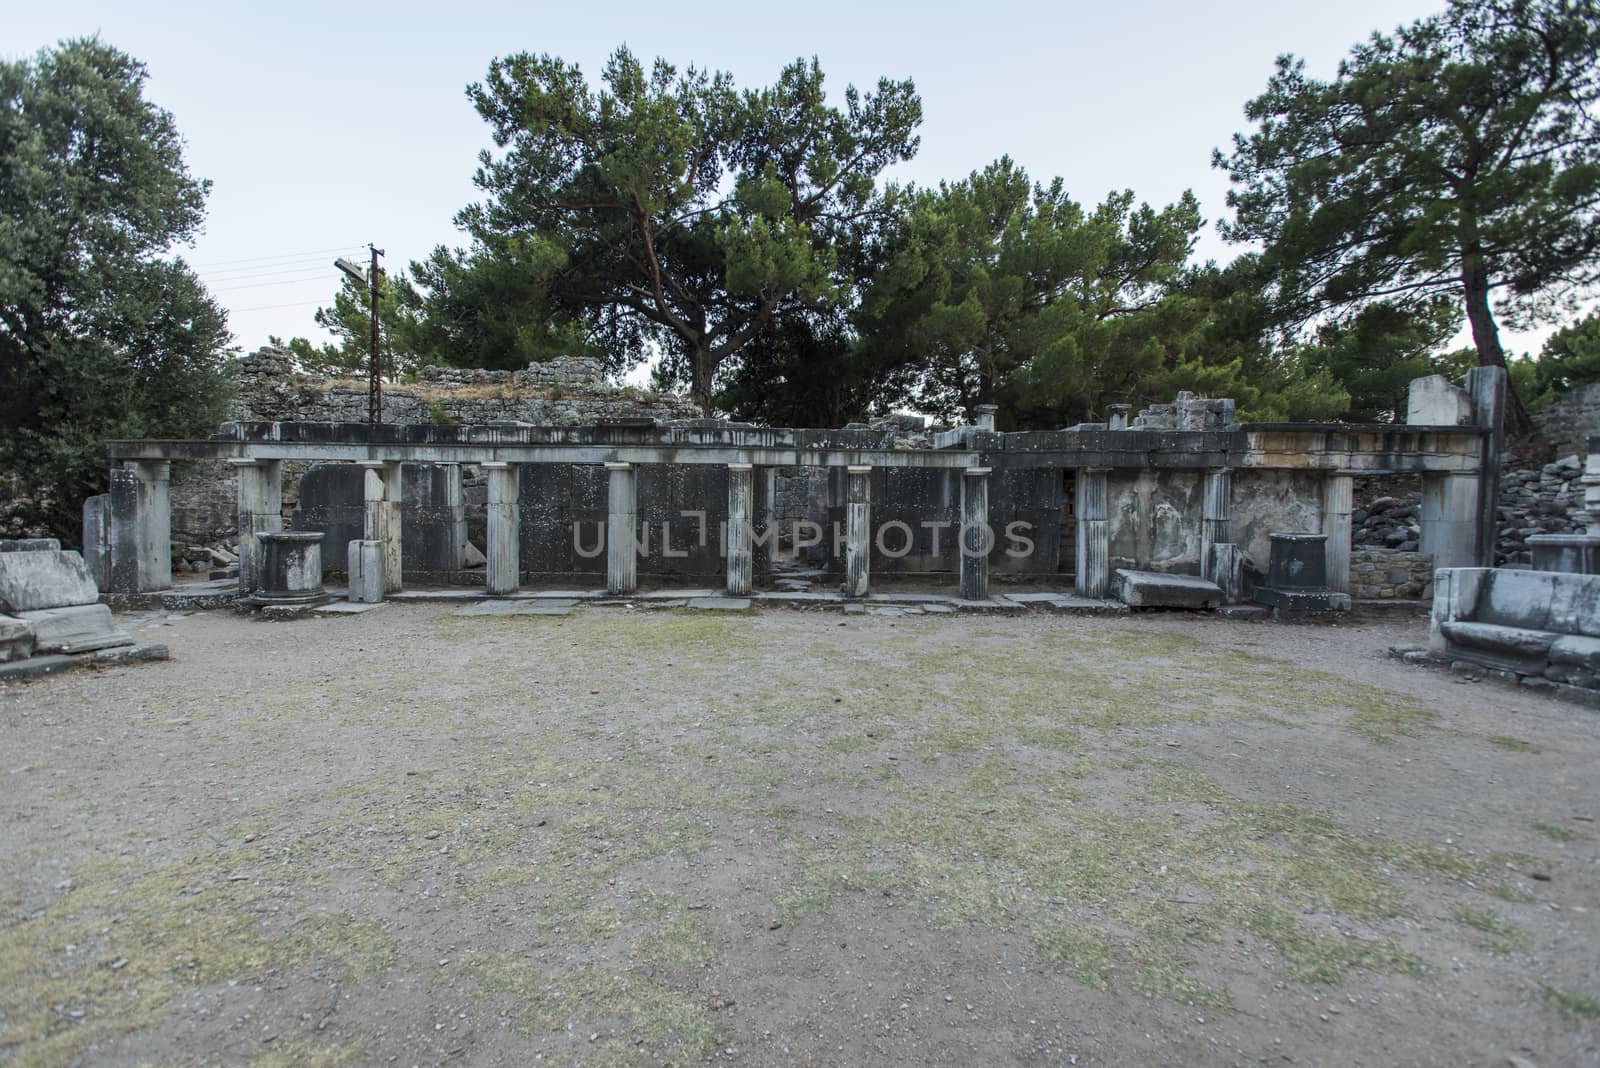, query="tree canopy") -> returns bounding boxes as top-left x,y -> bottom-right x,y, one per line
0,37 -> 230,541
1215,0 -> 1600,427
432,47 -> 921,413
